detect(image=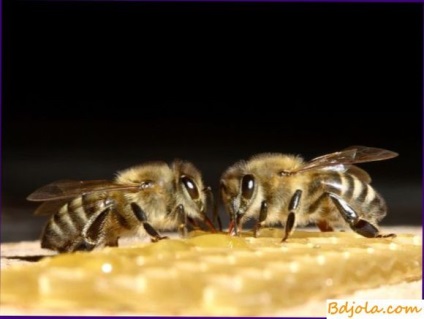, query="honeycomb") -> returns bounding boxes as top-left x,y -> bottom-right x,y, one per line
0,229 -> 422,316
